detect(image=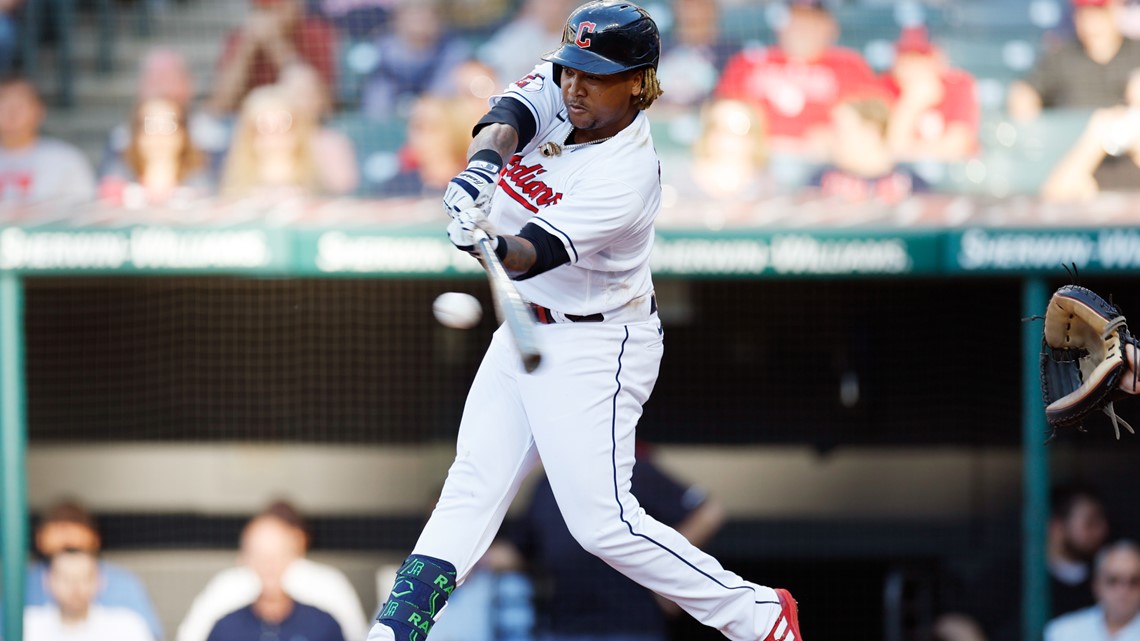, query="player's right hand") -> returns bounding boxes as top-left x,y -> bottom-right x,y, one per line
443,154 -> 502,219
